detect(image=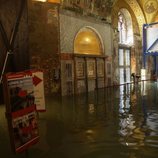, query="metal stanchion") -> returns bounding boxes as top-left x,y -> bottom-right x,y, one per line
0,51 -> 12,84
